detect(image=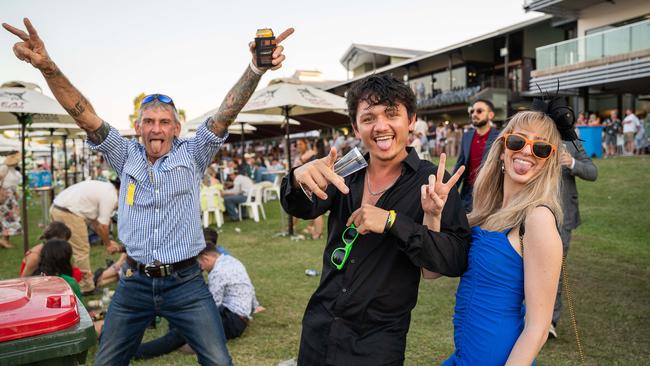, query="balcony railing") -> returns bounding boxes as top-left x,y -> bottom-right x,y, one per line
536,20 -> 650,71
417,86 -> 480,109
